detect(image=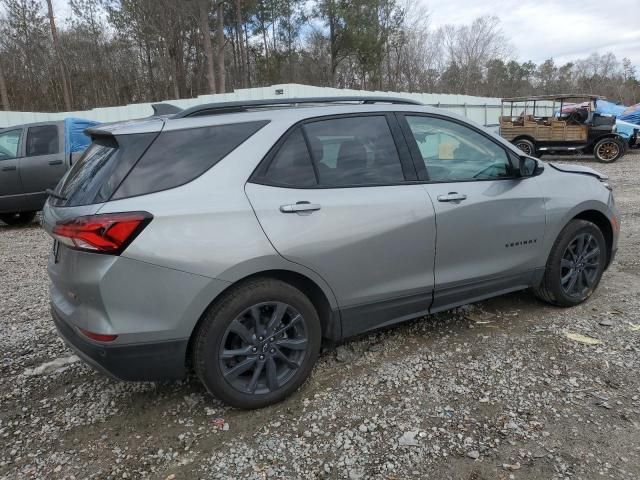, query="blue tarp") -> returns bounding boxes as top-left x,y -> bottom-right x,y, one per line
64,117 -> 100,154
619,103 -> 640,125
594,99 -> 626,117
616,119 -> 639,139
